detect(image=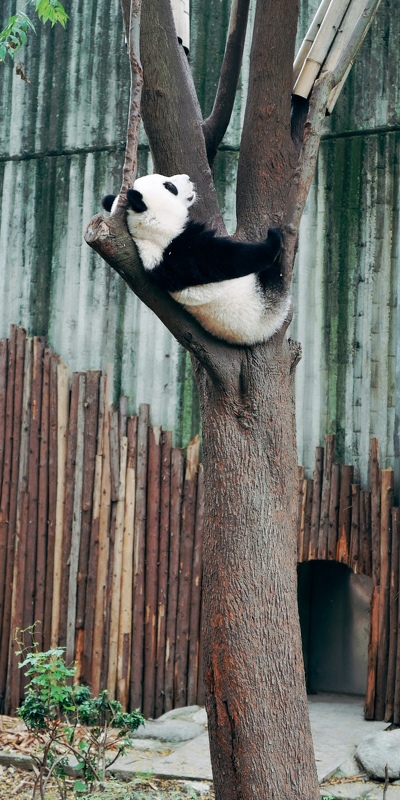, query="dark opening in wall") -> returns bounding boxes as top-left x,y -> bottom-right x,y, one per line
297,561 -> 373,696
